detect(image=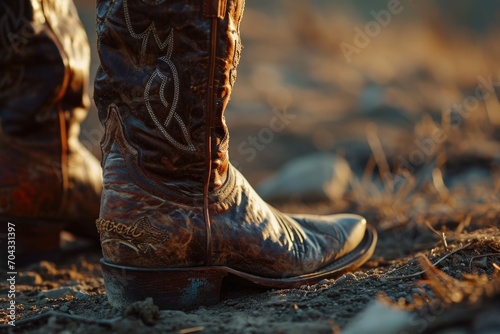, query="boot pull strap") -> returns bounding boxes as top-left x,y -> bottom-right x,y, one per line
204,0 -> 227,19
